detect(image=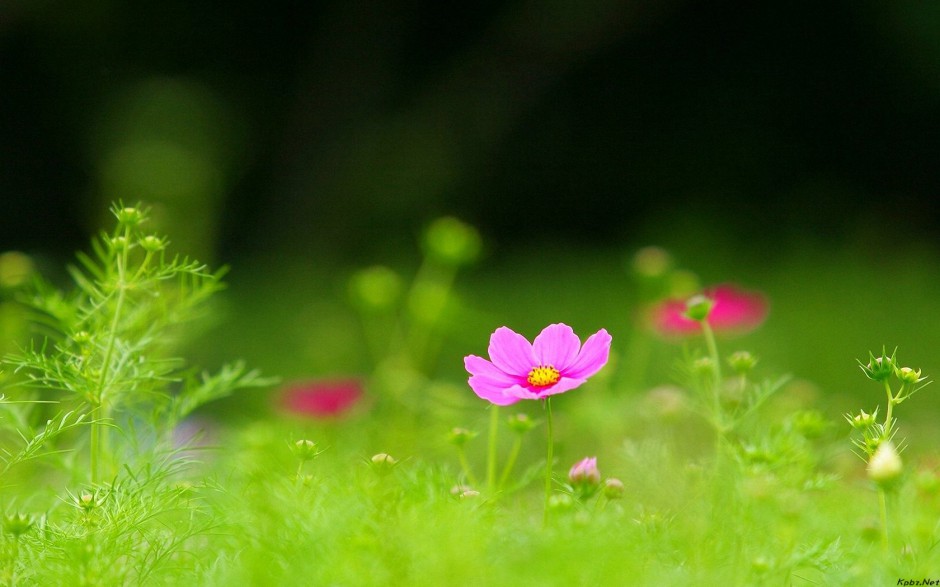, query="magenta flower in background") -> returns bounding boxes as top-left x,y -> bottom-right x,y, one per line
651,284 -> 768,337
278,378 -> 364,419
464,323 -> 612,405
